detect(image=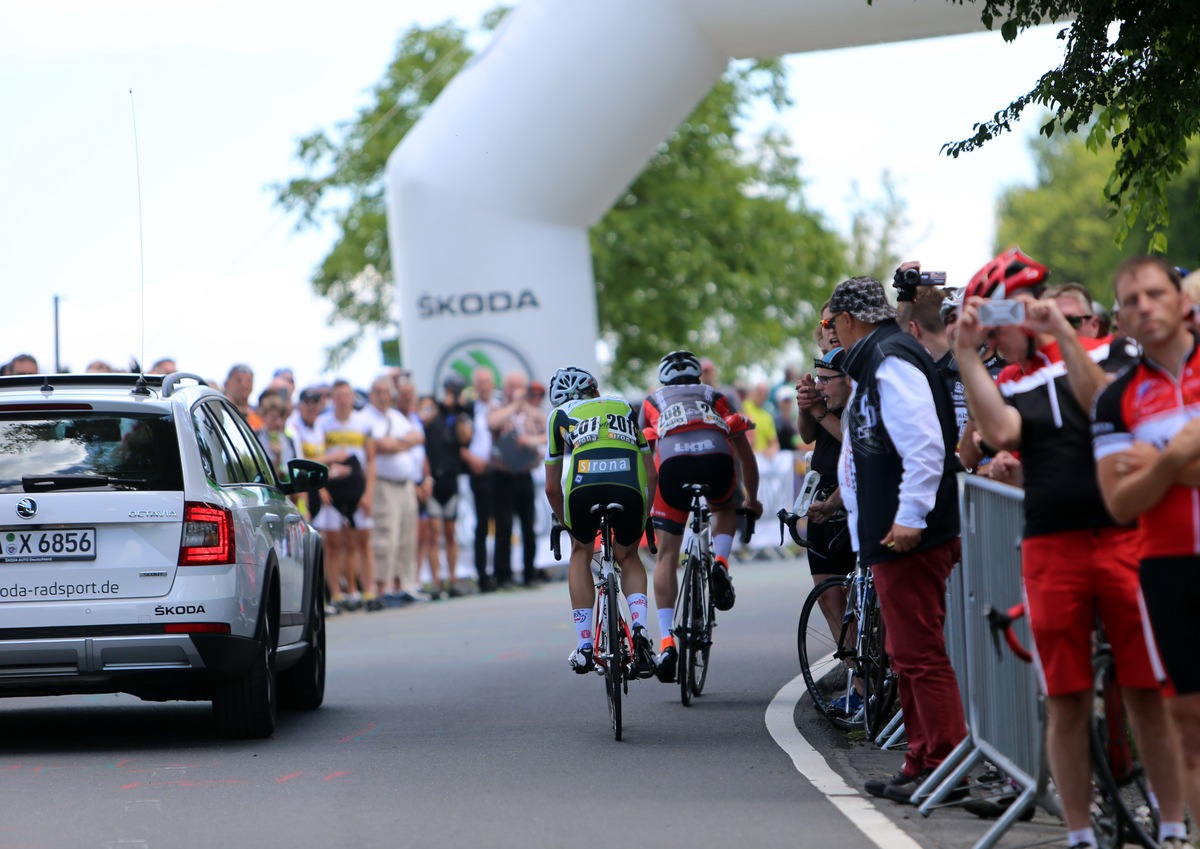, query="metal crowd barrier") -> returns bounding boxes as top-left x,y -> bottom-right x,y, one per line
914,474 -> 1053,849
